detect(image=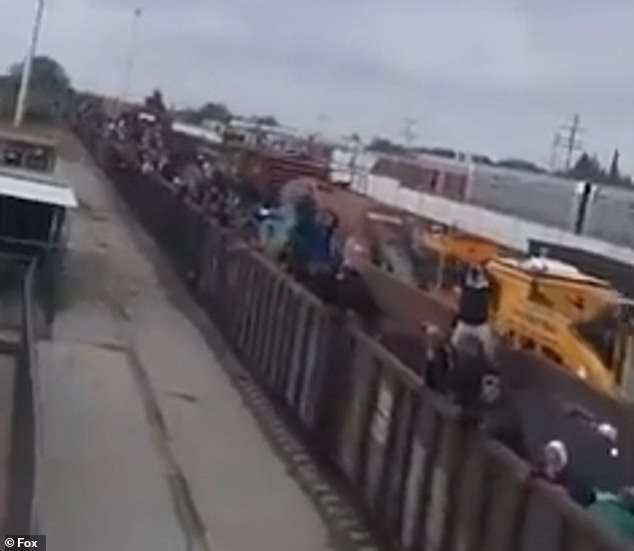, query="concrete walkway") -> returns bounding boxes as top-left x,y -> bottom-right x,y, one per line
32,137 -> 333,551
